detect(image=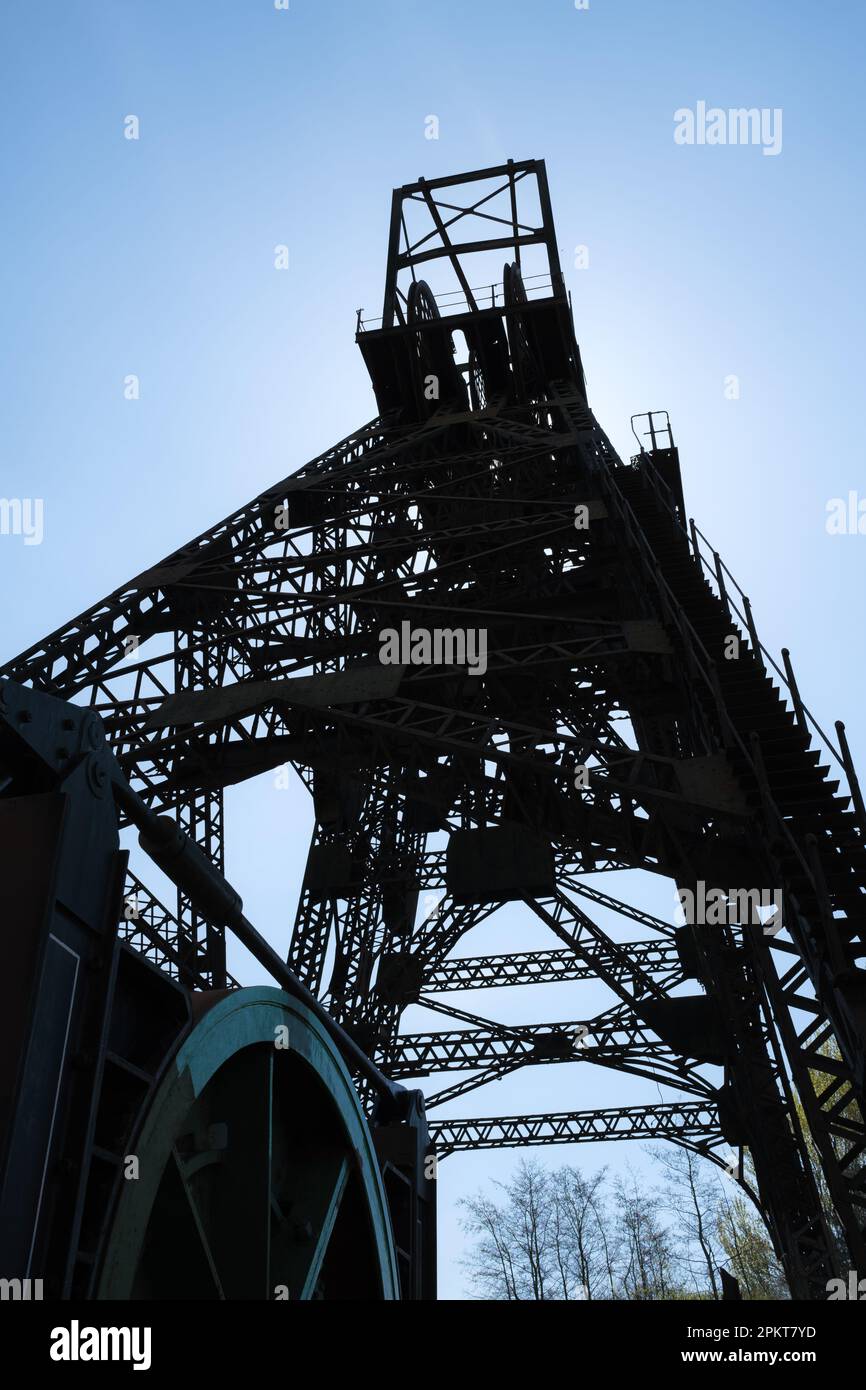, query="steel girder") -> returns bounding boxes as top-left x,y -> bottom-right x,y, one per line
428,1101 -> 724,1159
0,389 -> 848,1292
5,160 -> 866,1299
389,1004 -> 712,1099
423,939 -> 680,992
